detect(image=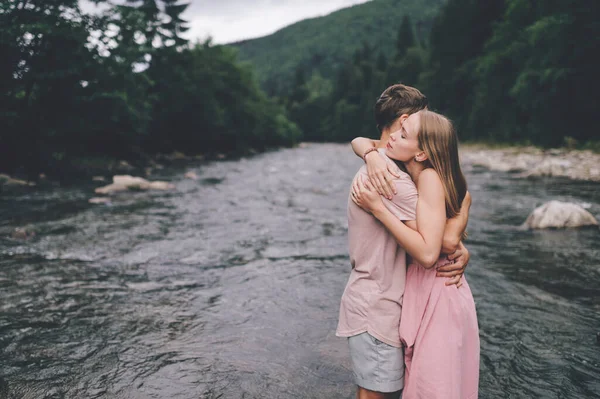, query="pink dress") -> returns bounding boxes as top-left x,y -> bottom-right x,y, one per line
399,257 -> 480,399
